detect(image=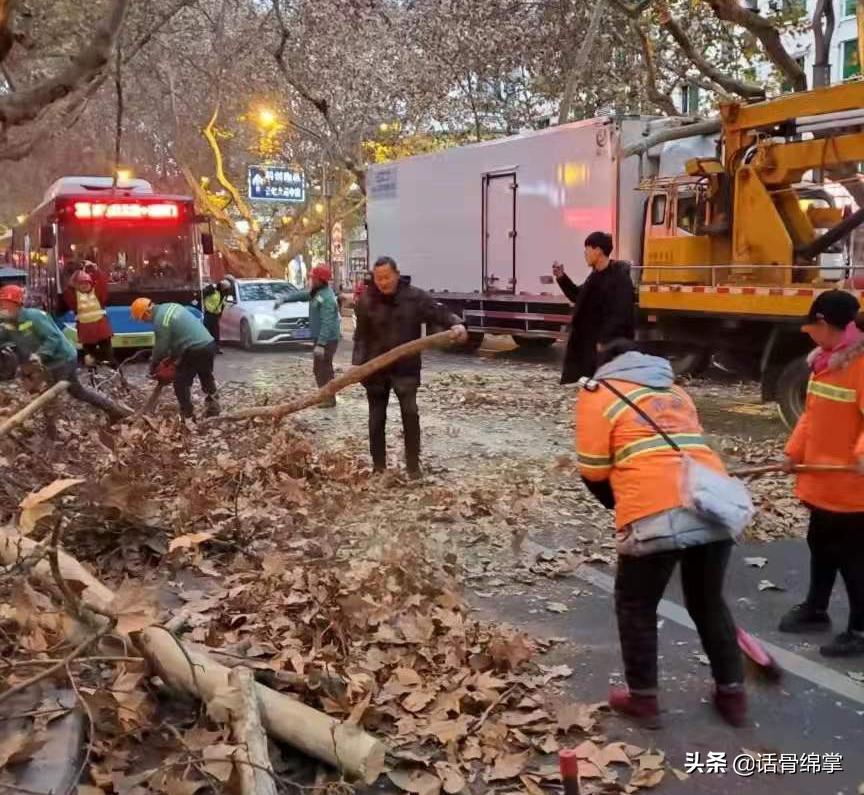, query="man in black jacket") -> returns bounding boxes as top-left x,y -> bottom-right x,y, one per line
553,231 -> 635,384
353,256 -> 467,477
